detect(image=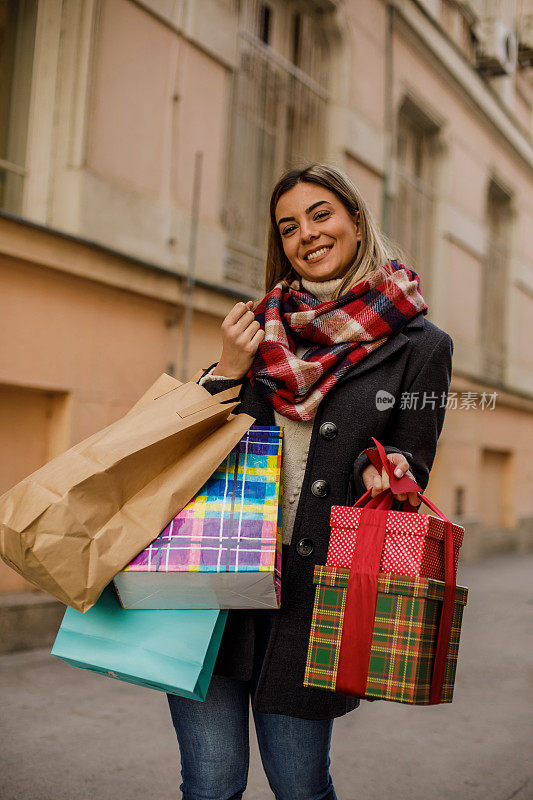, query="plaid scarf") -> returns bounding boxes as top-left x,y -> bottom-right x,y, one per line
248,261 -> 428,421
